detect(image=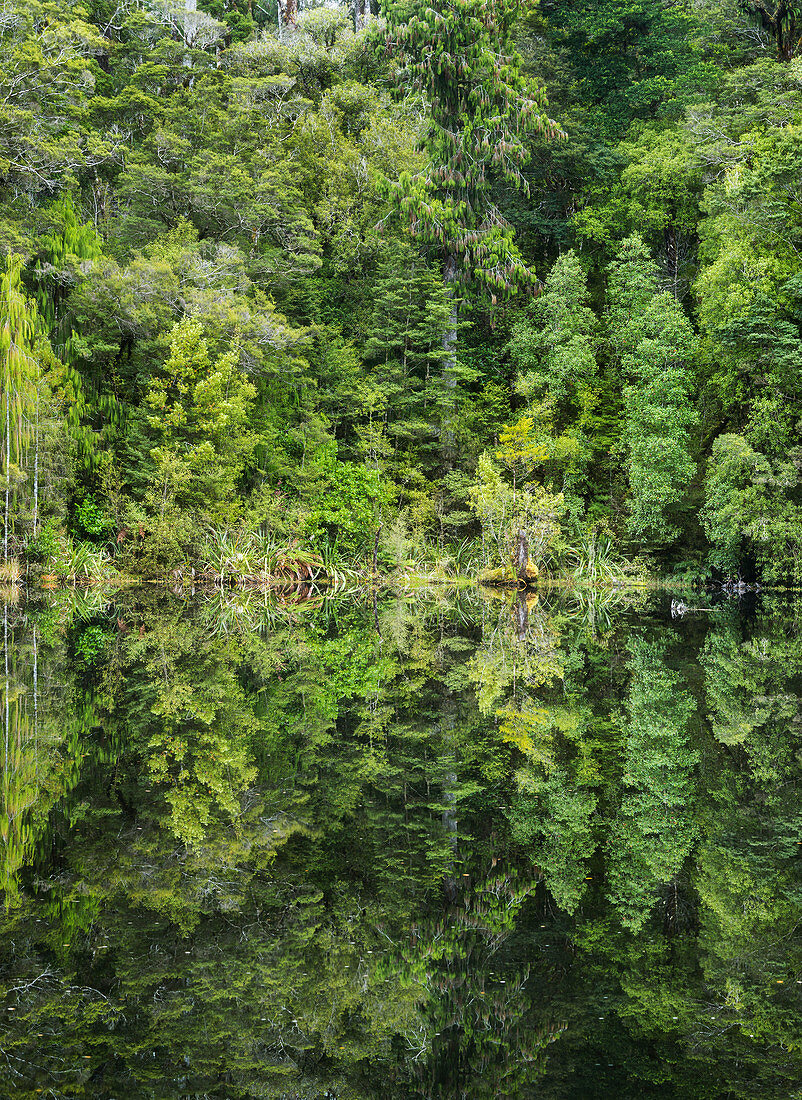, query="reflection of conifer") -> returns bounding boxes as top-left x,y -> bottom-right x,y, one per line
605,635 -> 699,933
390,870 -> 565,1096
